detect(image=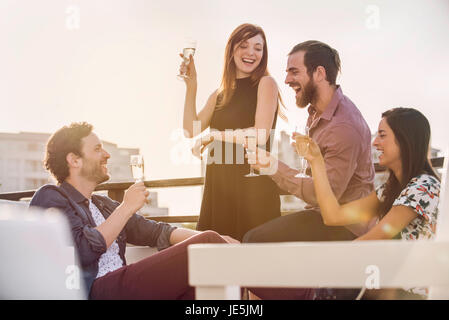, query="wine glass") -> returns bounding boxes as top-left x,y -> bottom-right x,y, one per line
289,124 -> 298,145
244,135 -> 259,177
177,38 -> 197,80
294,125 -> 311,178
130,155 -> 145,183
